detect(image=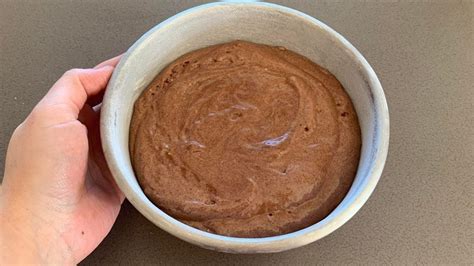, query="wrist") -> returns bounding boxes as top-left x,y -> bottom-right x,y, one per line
0,194 -> 75,265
